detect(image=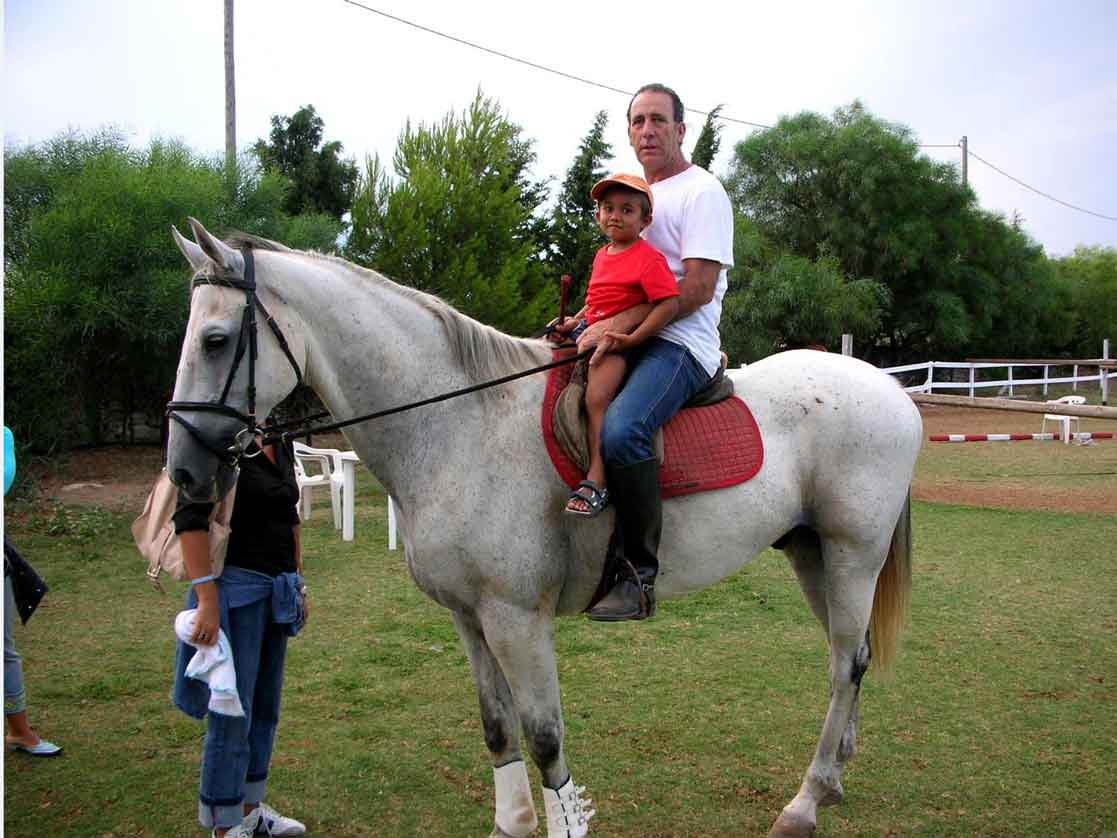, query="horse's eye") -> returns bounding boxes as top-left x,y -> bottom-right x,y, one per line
203,334 -> 229,352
